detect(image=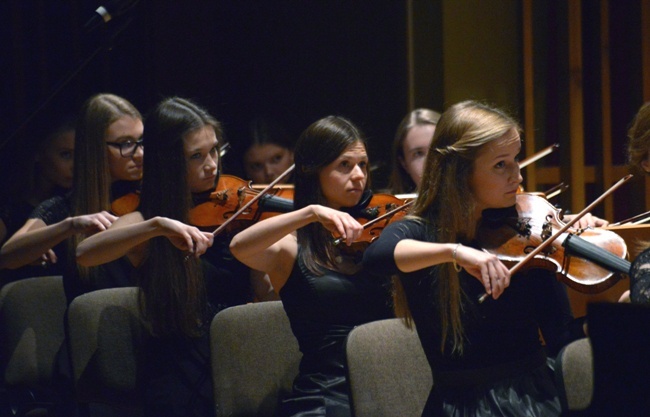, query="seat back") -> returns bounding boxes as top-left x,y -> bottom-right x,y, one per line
555,337 -> 593,411
345,318 -> 432,417
211,301 -> 301,417
0,276 -> 66,388
584,302 -> 650,416
67,287 -> 148,407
